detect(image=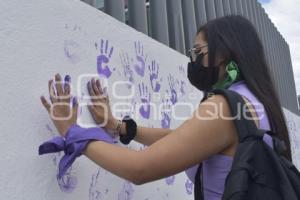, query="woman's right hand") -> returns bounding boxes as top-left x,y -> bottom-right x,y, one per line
86,78 -> 118,134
